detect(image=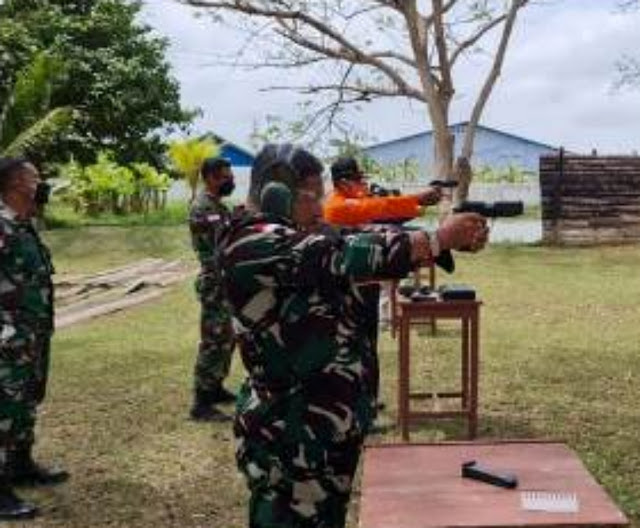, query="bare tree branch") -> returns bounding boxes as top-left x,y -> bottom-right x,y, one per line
262,82 -> 424,101
450,13 -> 508,66
432,0 -> 454,98
461,0 -> 528,161
423,0 -> 459,26
179,0 -> 534,195
273,22 -> 422,99
181,0 -> 421,99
